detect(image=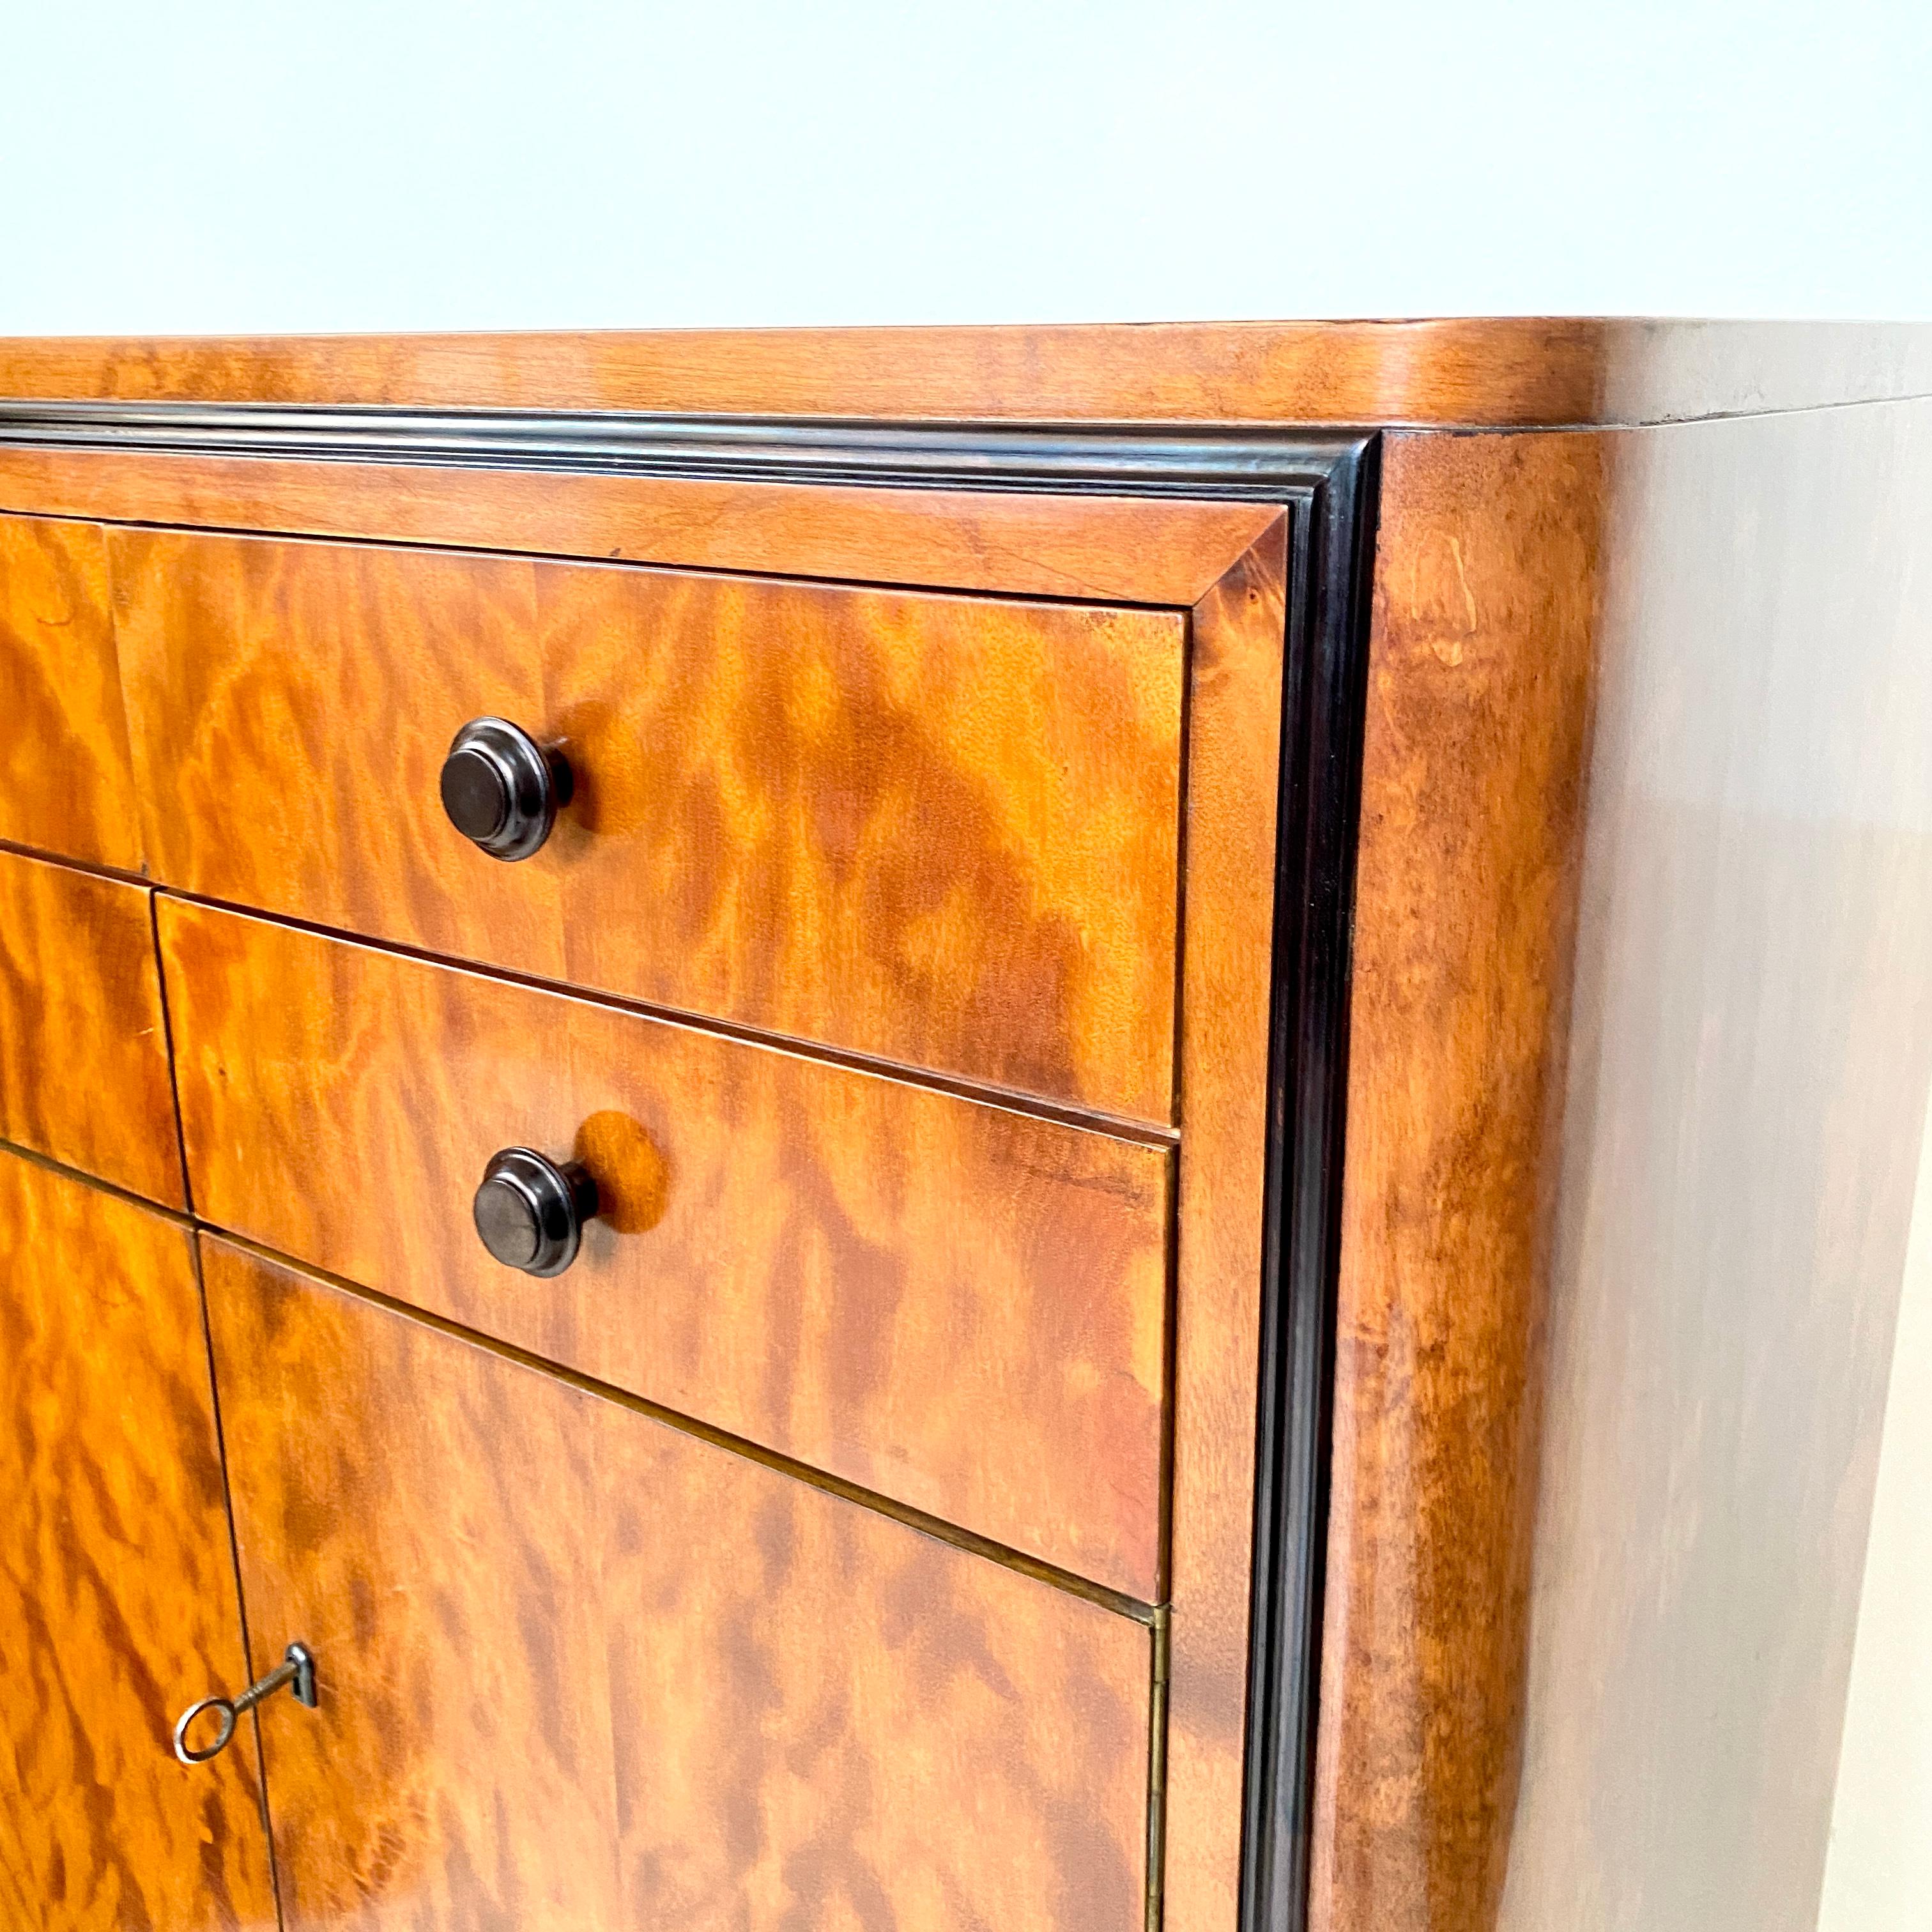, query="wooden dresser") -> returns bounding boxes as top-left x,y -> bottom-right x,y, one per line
3,320 -> 1928,1932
